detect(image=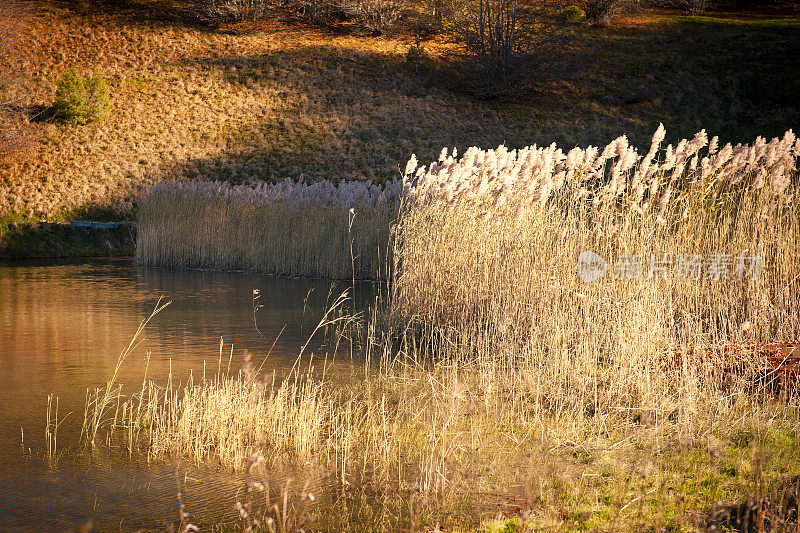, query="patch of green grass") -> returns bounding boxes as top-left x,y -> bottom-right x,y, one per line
677,14 -> 800,29
476,517 -> 523,533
